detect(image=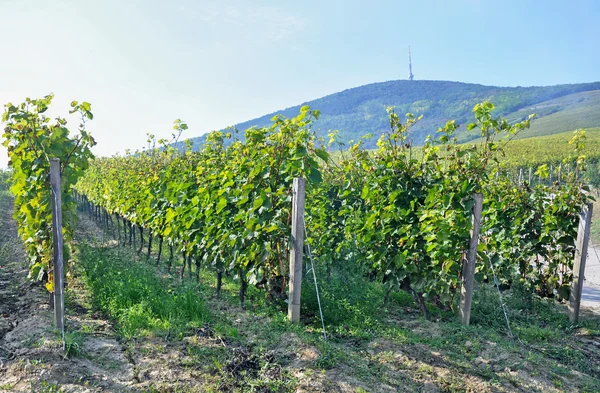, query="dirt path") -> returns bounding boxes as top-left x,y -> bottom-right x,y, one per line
0,192 -> 134,392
